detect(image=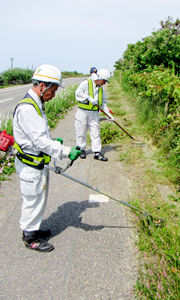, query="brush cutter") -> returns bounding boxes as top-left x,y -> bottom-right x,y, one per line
17,152 -> 164,228
96,104 -> 145,146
